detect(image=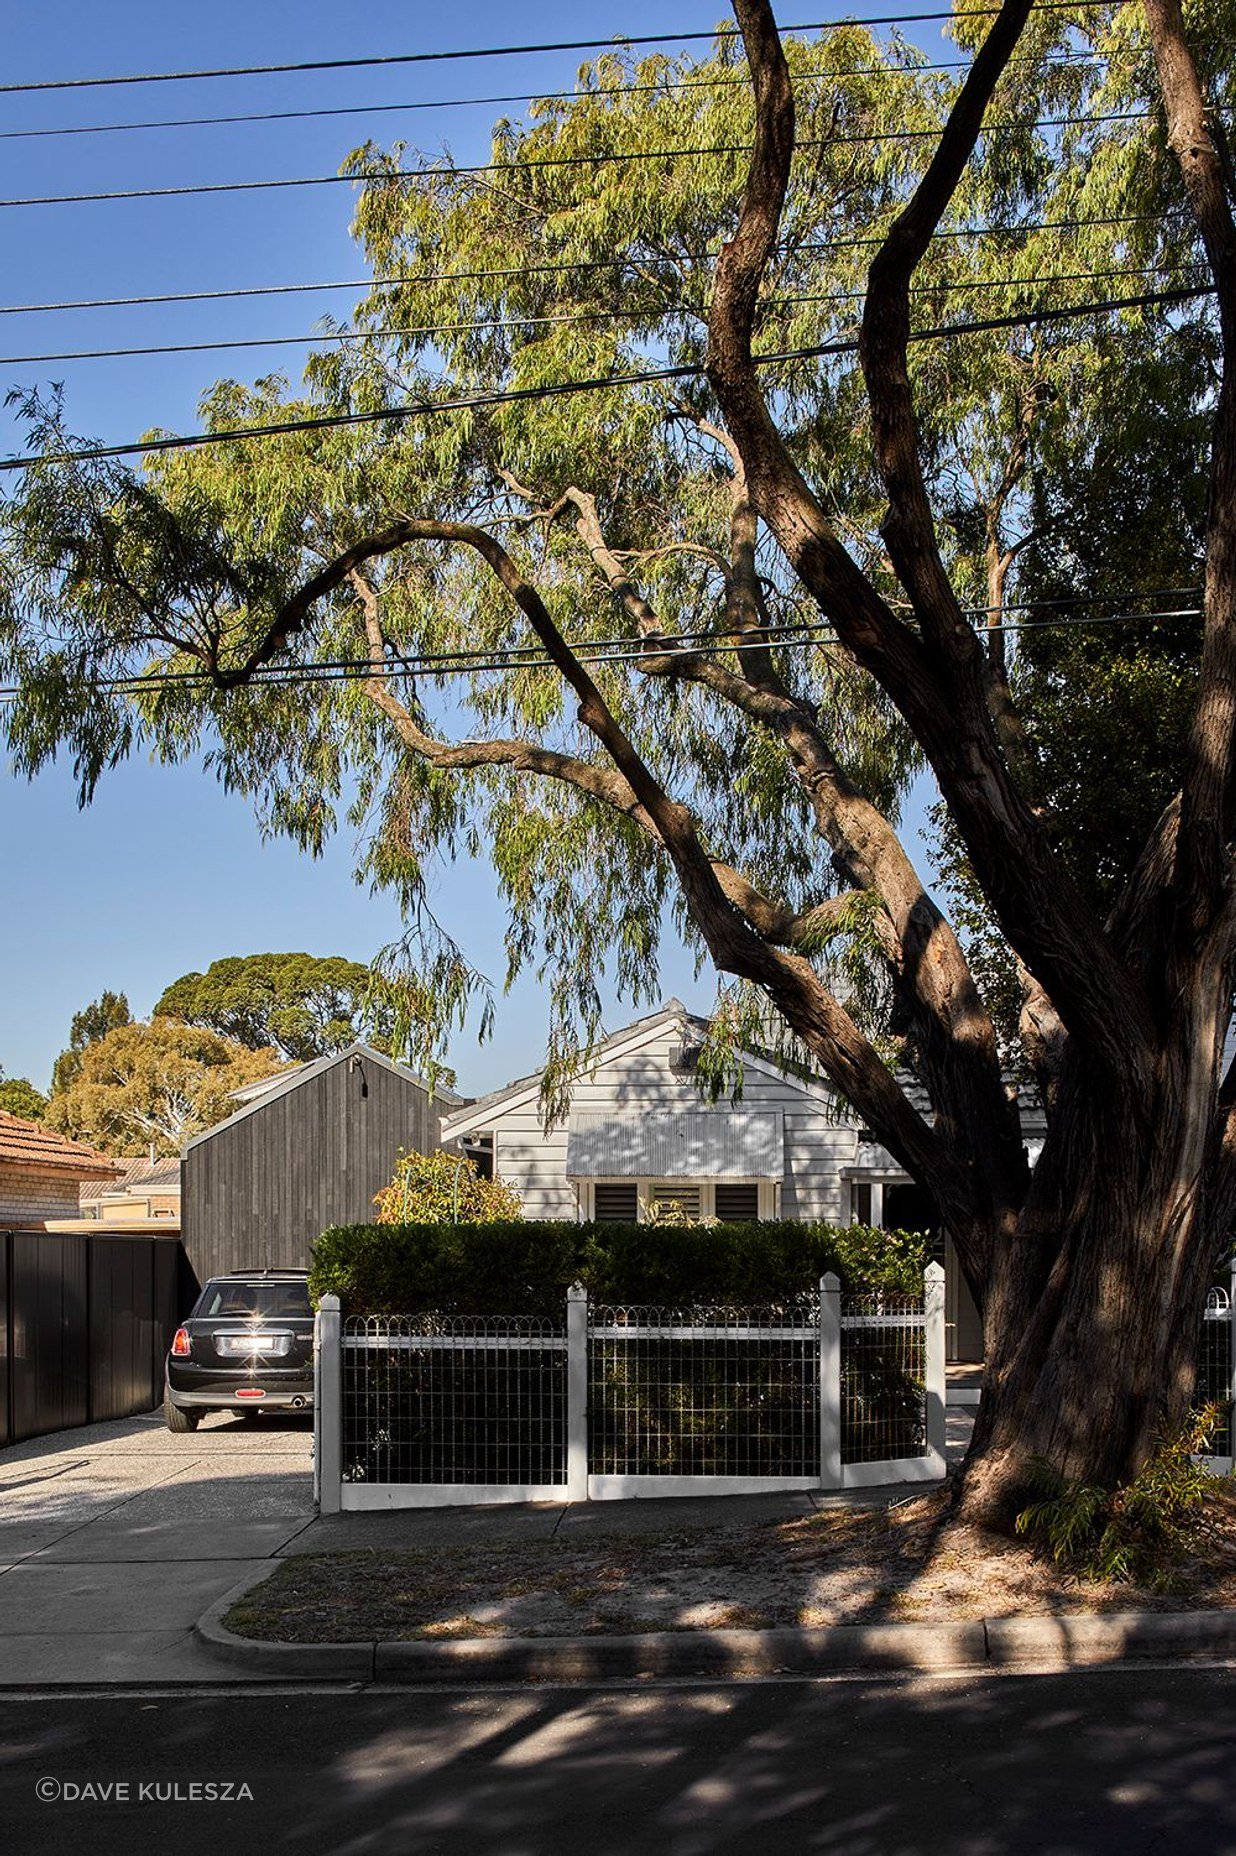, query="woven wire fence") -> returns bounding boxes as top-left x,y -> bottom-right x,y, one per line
840,1292 -> 928,1465
587,1304 -> 820,1478
1196,1285 -> 1234,1457
342,1315 -> 568,1486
